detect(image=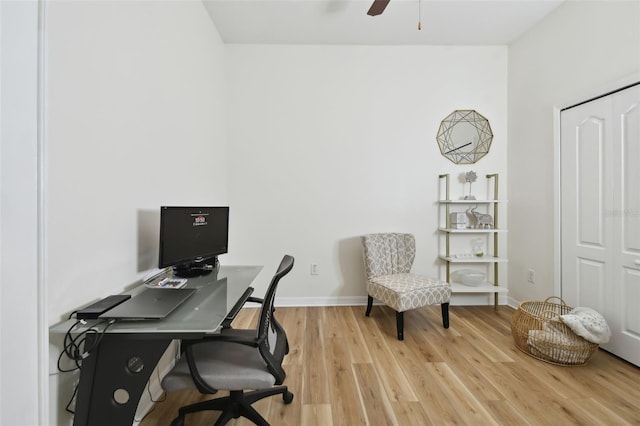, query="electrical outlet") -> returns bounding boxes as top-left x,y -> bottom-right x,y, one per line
310,263 -> 318,275
527,268 -> 535,284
